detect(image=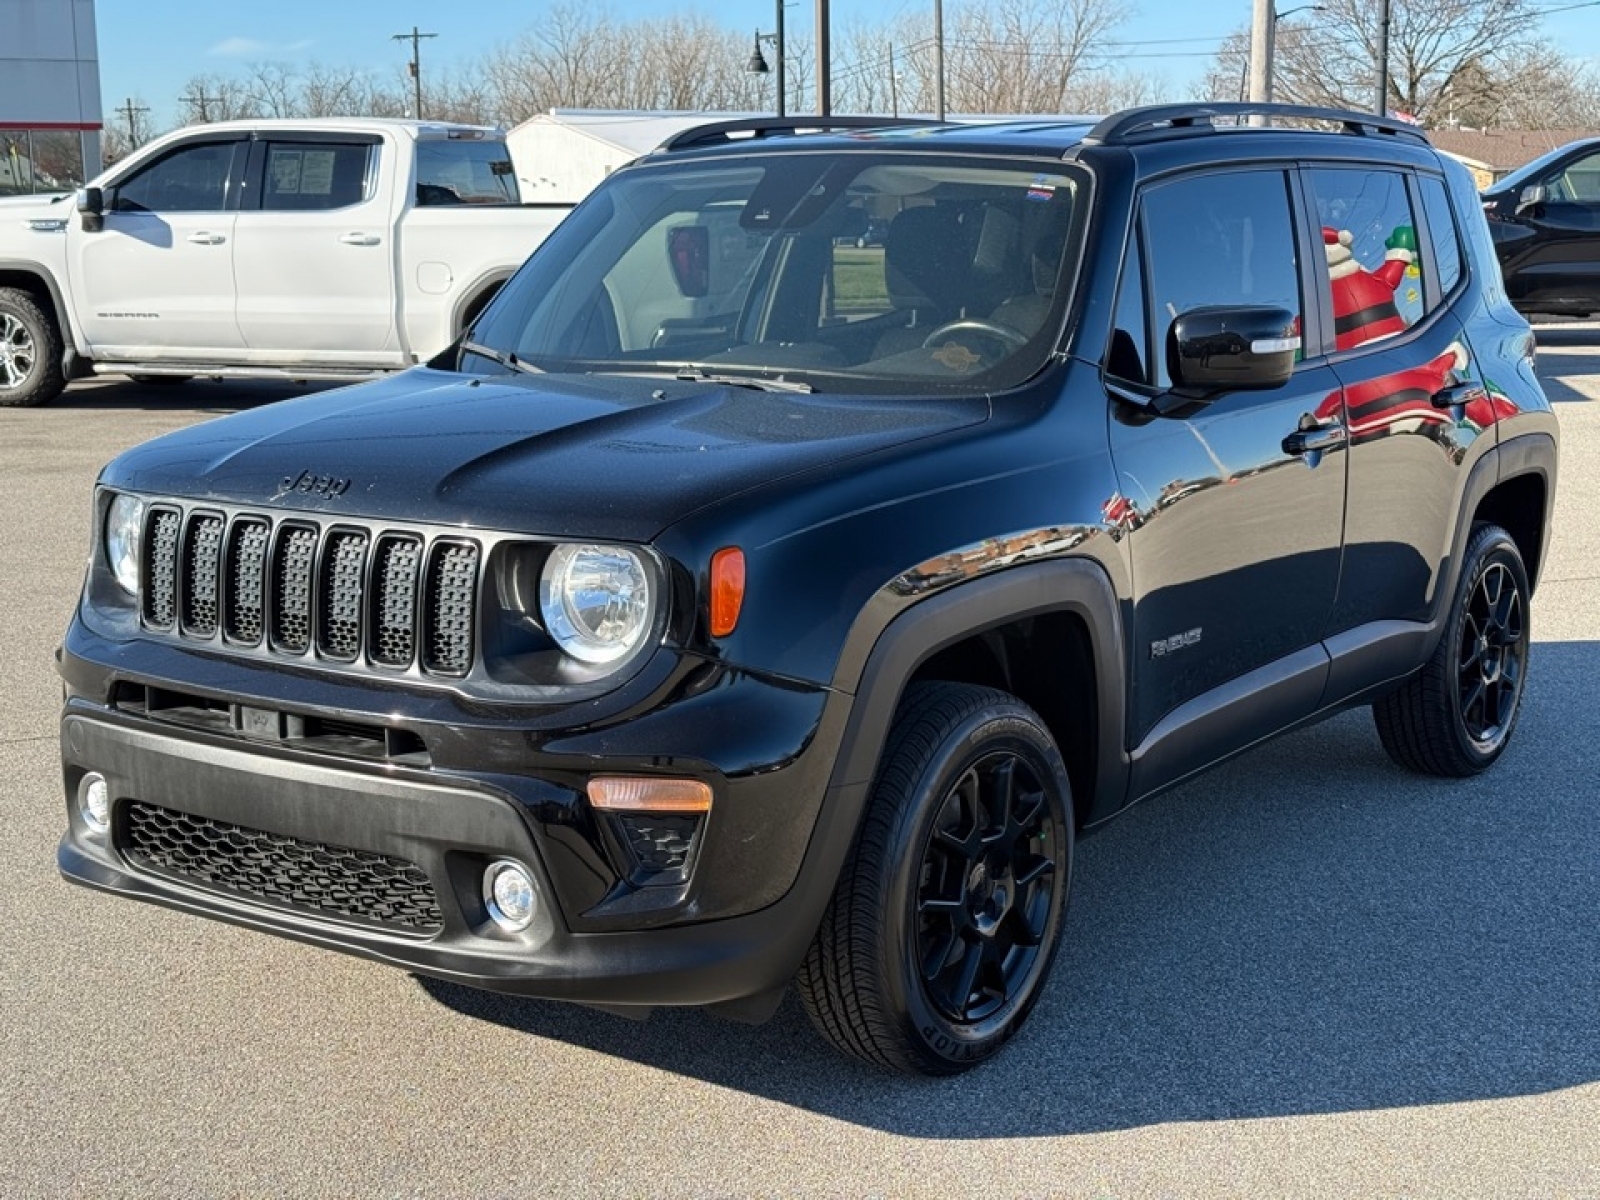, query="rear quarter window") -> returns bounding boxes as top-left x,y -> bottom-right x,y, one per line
416,140 -> 520,205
